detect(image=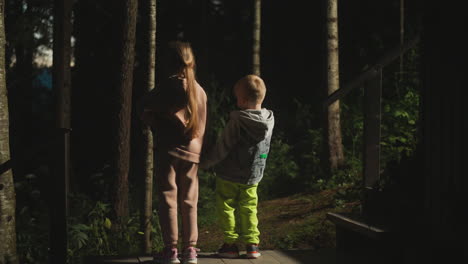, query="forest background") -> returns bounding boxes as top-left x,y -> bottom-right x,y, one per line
2,0 -> 420,263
